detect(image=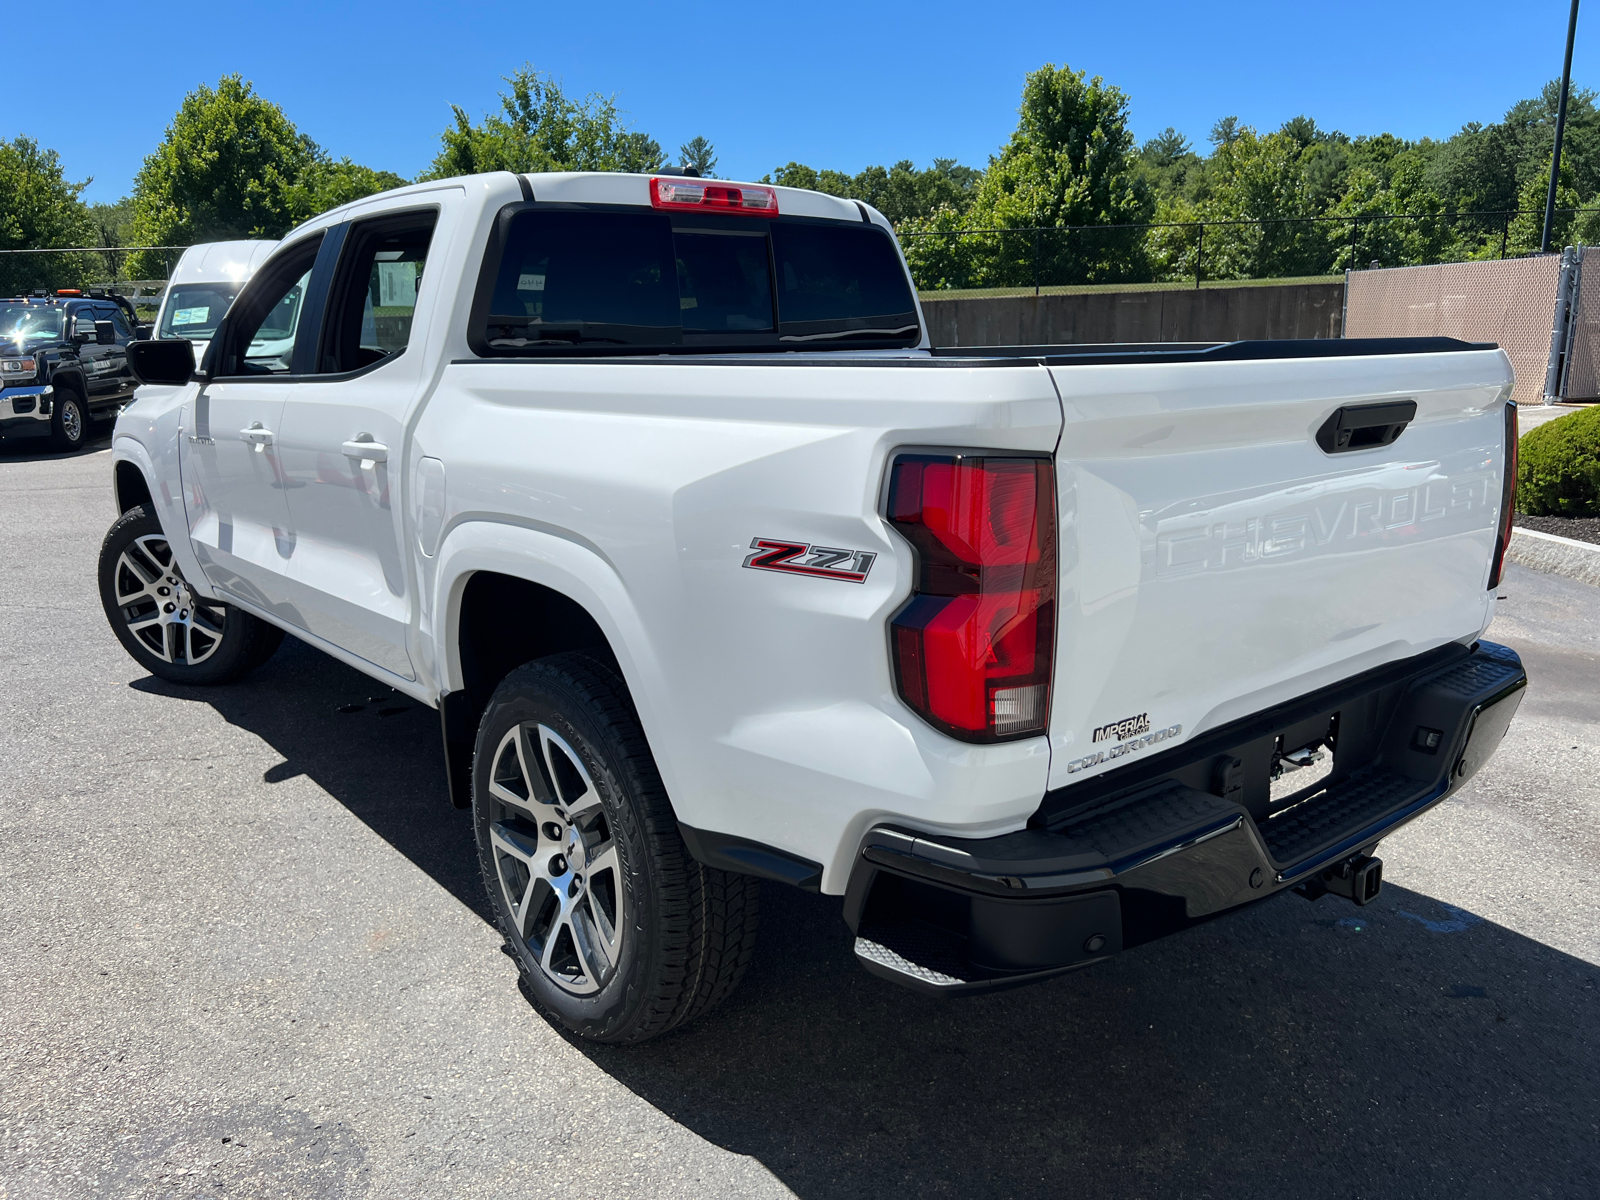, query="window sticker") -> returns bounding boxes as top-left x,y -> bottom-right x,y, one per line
378,261 -> 418,308
516,273 -> 546,292
173,306 -> 210,325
